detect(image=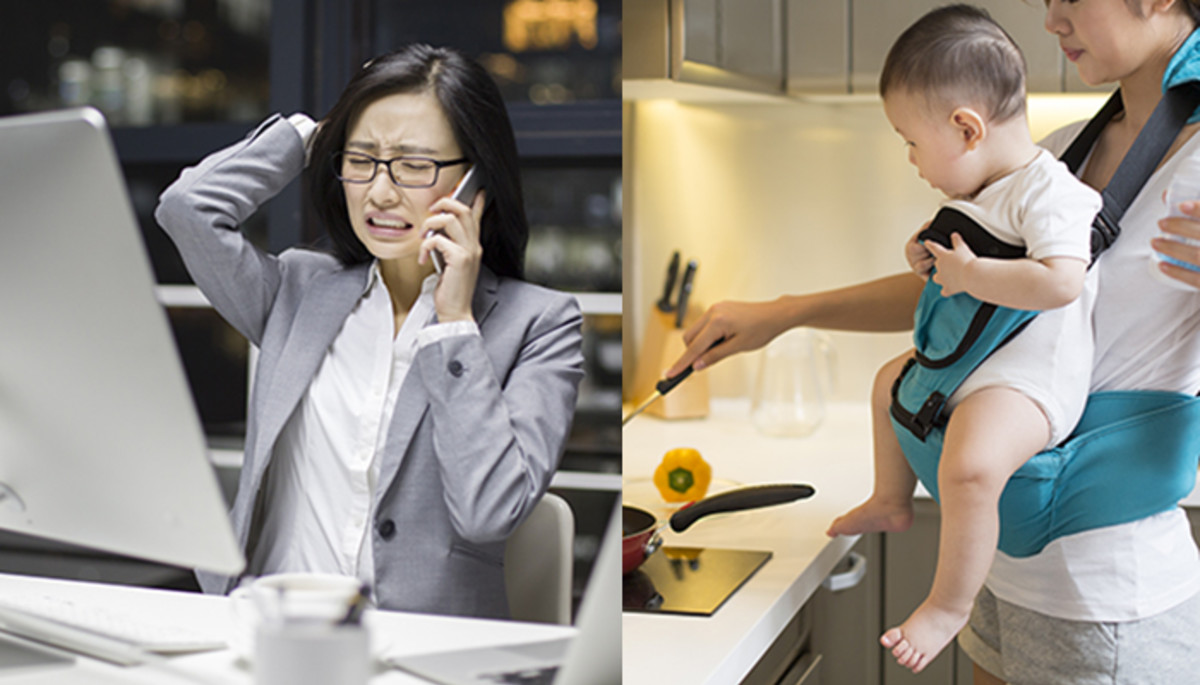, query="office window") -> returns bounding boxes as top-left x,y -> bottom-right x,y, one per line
1,0 -> 270,126
166,307 -> 249,439
370,0 -> 620,105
